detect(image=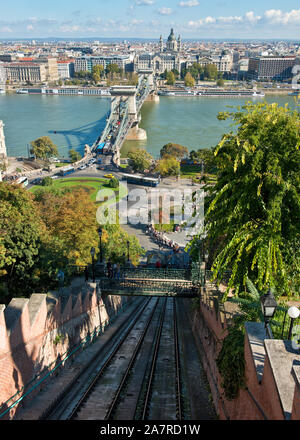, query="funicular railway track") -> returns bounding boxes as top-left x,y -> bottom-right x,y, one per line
47,297 -> 188,421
